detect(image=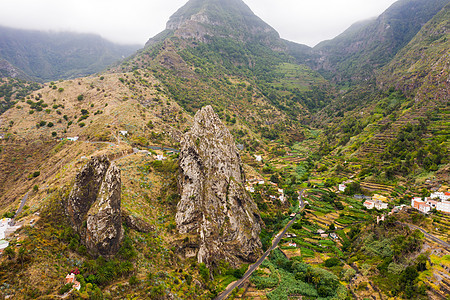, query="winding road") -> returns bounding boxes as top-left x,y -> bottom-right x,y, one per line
405,224 -> 450,249
215,189 -> 306,300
